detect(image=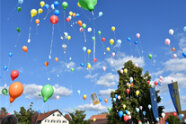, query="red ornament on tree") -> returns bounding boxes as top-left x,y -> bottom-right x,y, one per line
124,115 -> 129,122
126,89 -> 130,94
102,37 -> 105,42
50,15 -> 59,24
147,80 -> 150,84
131,83 -> 133,87
173,112 -> 177,116
154,81 -> 158,86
